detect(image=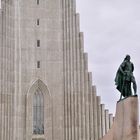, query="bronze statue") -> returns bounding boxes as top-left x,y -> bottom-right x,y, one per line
115,55 -> 137,100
